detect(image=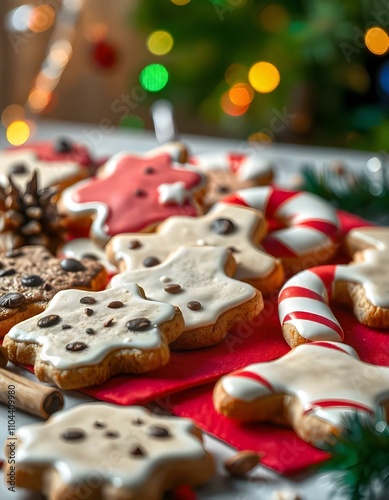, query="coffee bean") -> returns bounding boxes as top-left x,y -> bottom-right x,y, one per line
126,318 -> 151,331
0,292 -> 26,308
0,269 -> 16,277
211,218 -> 235,235
85,328 -> 95,335
60,259 -> 86,272
85,308 -> 94,316
37,315 -> 61,328
128,240 -> 142,250
80,297 -> 96,305
9,163 -> 29,176
130,445 -> 146,457
21,275 -> 44,287
187,301 -> 201,311
108,301 -> 123,309
66,341 -> 87,352
55,138 -> 73,153
164,284 -> 182,294
147,425 -> 171,438
61,429 -> 85,441
143,256 -> 160,267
